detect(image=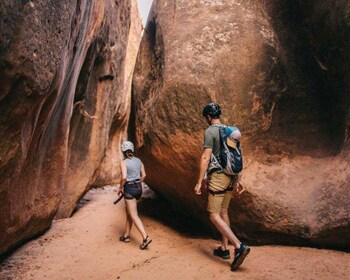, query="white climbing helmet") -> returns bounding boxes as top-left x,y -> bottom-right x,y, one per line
121,141 -> 134,152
